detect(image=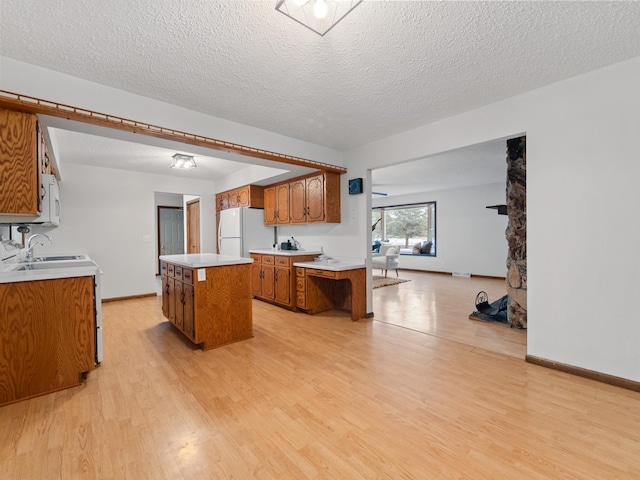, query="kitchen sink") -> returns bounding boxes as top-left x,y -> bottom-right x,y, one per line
14,260 -> 96,271
33,255 -> 86,262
